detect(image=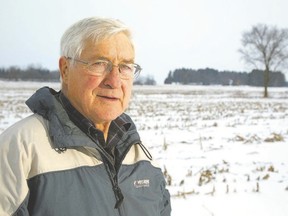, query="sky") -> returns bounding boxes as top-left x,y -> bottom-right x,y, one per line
1,0 -> 288,84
